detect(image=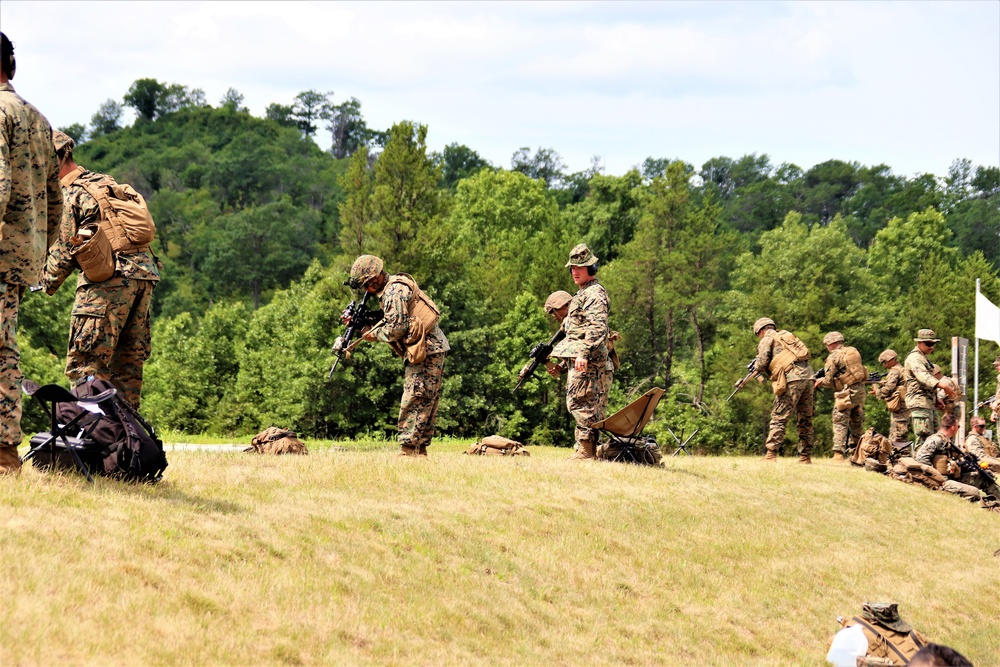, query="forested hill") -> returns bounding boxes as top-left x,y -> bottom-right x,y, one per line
19,80 -> 1000,450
